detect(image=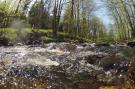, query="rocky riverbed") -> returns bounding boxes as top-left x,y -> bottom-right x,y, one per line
0,42 -> 135,89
